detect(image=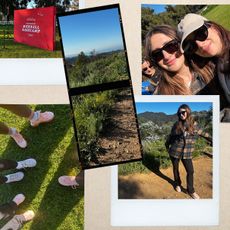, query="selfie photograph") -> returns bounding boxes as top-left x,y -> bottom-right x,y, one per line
141,4 -> 230,122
